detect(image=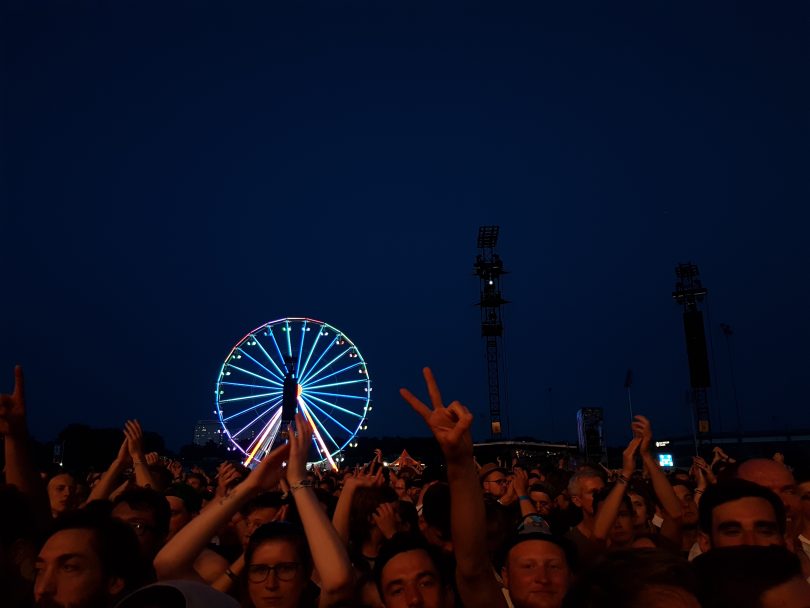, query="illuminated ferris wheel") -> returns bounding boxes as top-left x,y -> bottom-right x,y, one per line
215,318 -> 371,469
